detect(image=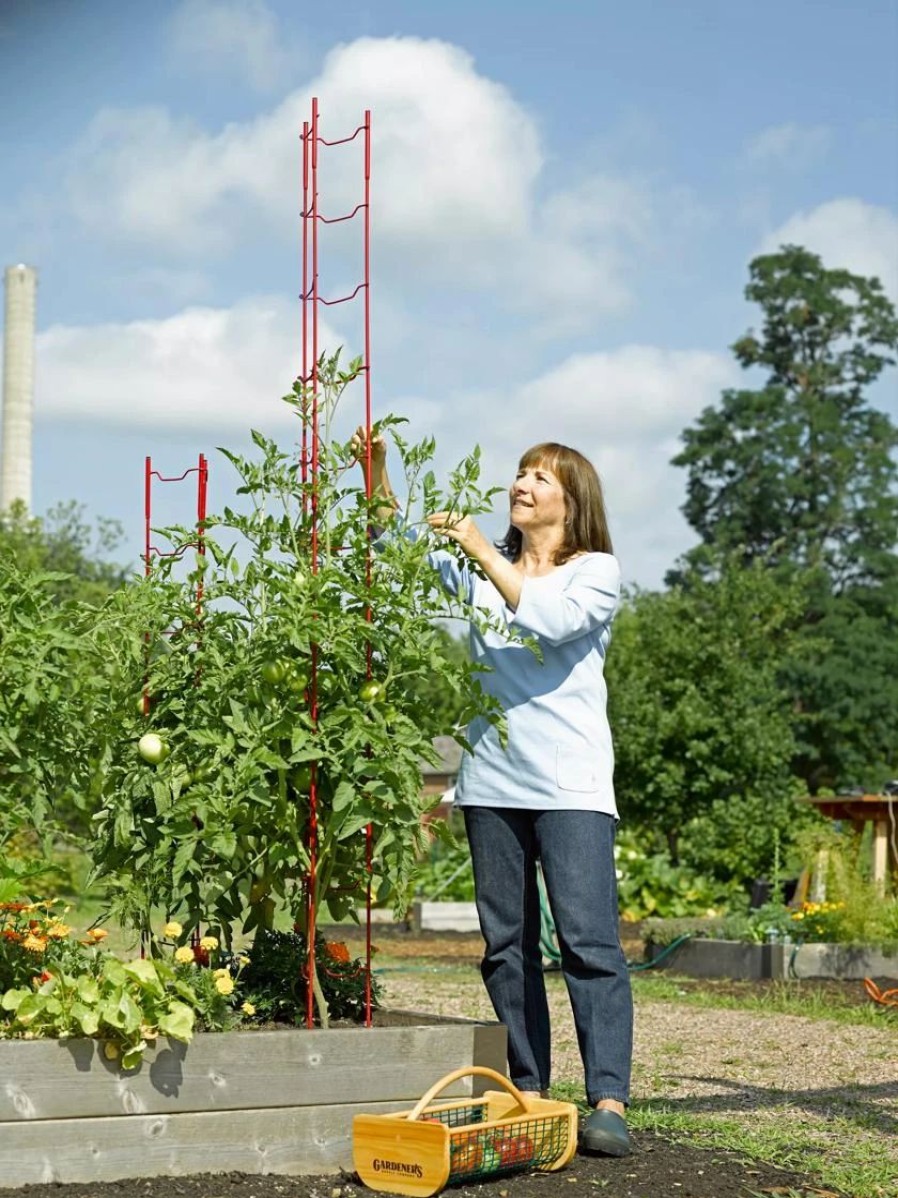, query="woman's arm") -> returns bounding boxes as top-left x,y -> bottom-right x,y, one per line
350,426 -> 399,529
351,431 -> 471,601
426,512 -> 522,611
